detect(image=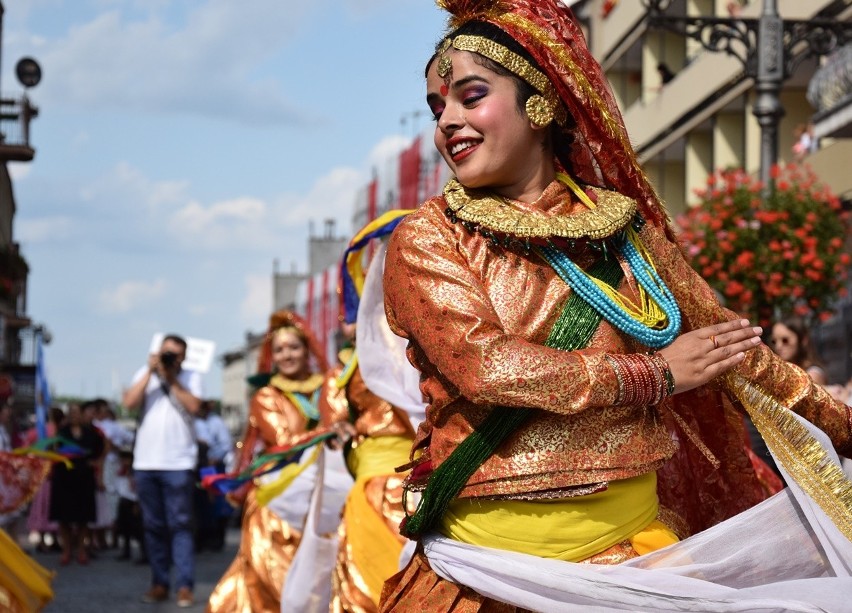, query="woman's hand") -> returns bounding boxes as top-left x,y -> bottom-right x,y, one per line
327,421 -> 357,451
225,483 -> 250,508
658,318 -> 762,395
